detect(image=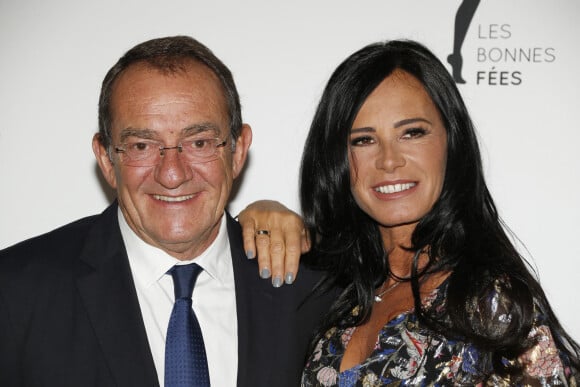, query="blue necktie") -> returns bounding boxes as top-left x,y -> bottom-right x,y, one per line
165,263 -> 210,387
